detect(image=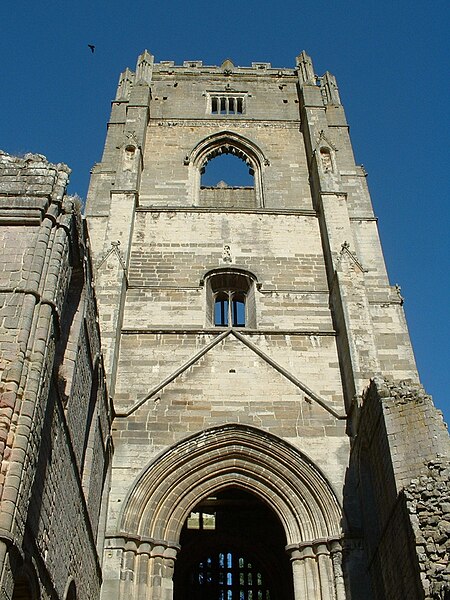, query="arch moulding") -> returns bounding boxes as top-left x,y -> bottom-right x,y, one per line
185,131 -> 269,207
118,424 -> 343,549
